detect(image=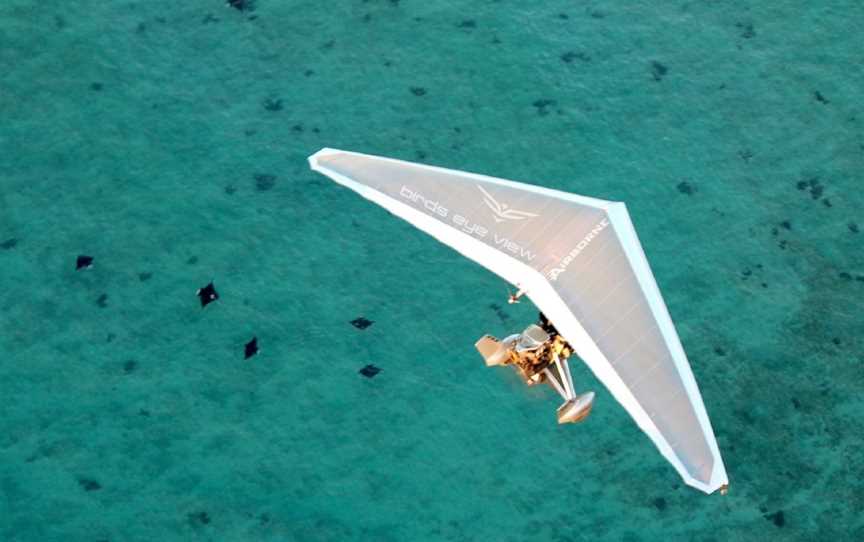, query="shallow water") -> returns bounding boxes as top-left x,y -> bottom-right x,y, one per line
1,1 -> 862,540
